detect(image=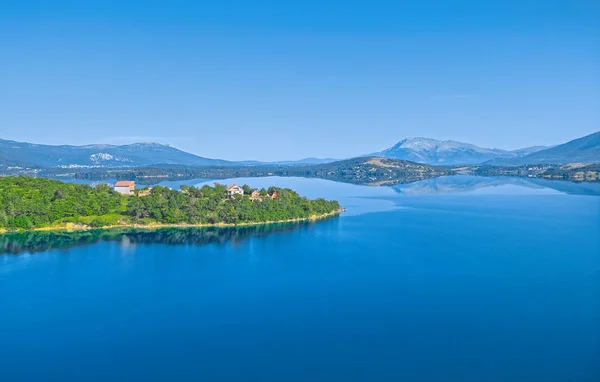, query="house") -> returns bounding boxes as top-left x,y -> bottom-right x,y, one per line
114,181 -> 135,195
269,191 -> 278,199
227,184 -> 244,198
250,190 -> 261,201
